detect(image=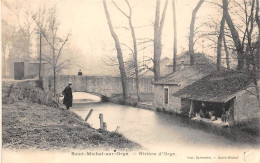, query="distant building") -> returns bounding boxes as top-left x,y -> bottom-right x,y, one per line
166,51 -> 215,73
142,52 -> 214,78
14,60 -> 51,80
173,70 -> 260,125
153,64 -> 216,113
142,57 -> 171,77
